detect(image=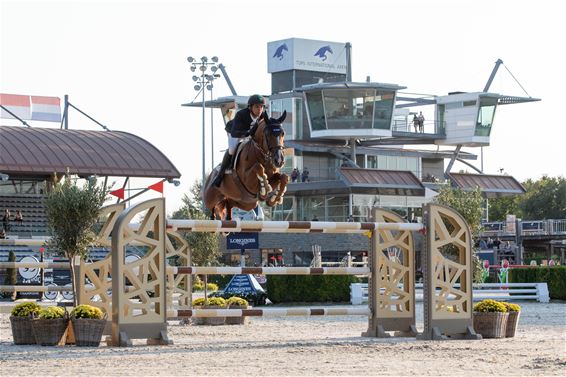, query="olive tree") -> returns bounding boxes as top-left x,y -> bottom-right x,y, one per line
45,174 -> 107,305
